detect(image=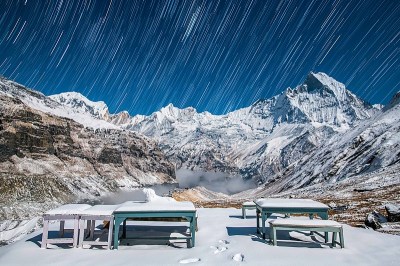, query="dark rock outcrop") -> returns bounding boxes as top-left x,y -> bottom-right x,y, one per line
385,204 -> 400,222
364,210 -> 387,229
